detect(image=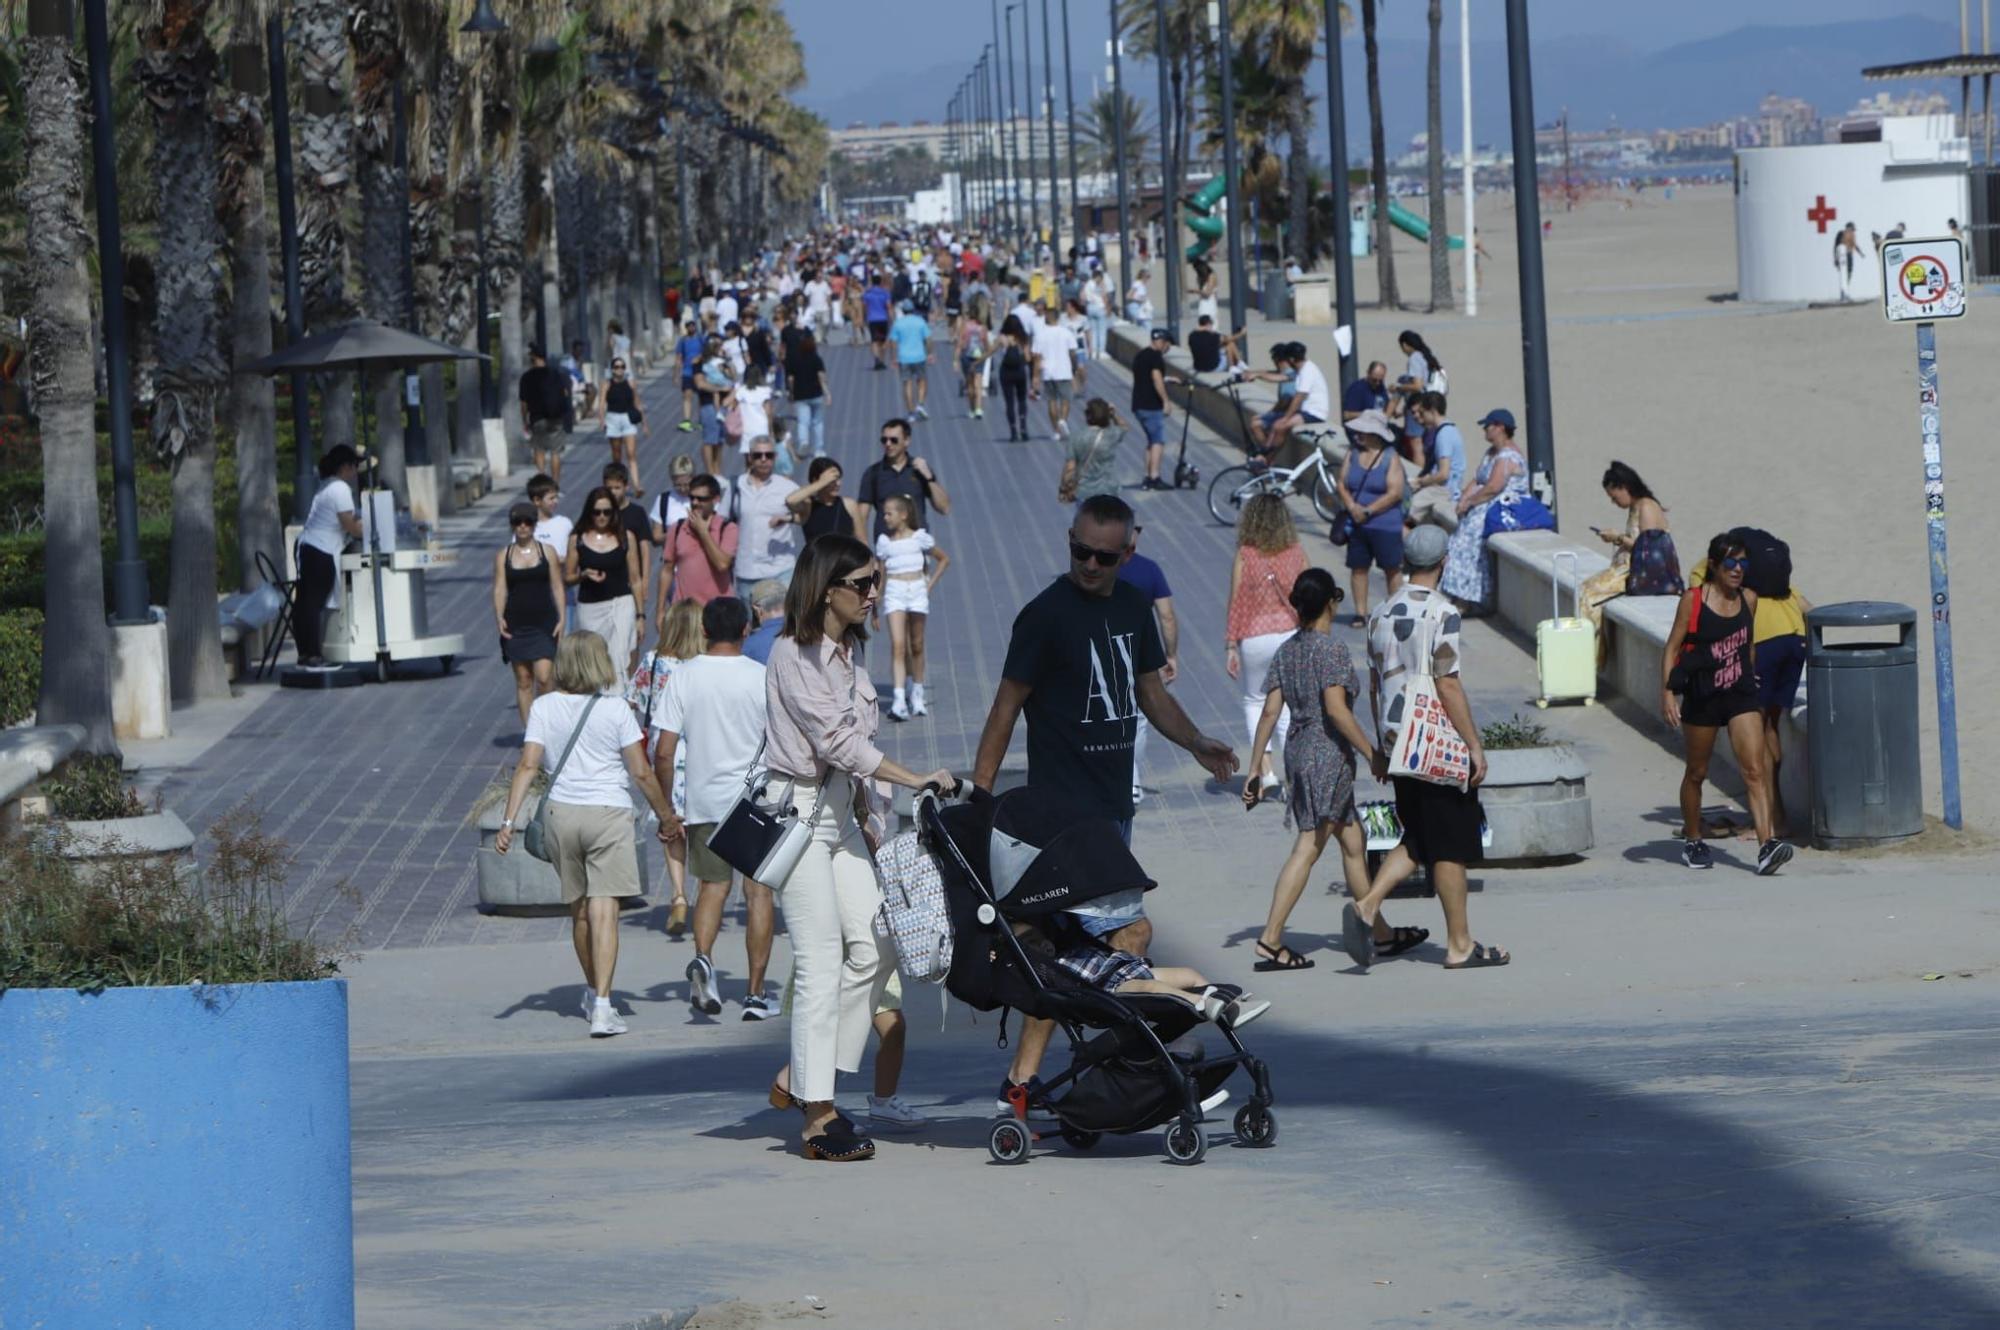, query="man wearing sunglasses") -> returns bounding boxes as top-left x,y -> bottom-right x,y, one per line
855,418 -> 949,541
729,437 -> 800,601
